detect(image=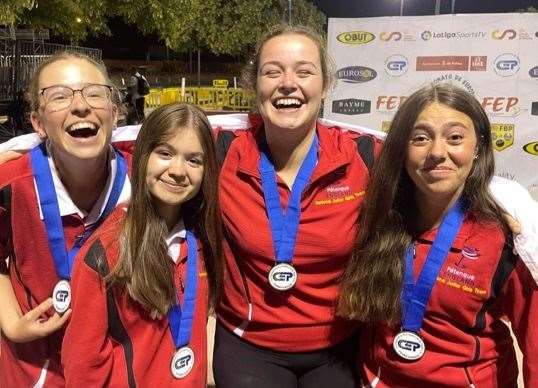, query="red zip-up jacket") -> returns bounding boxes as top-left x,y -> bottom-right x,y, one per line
217,118 -> 381,352
360,215 -> 538,387
61,207 -> 209,388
